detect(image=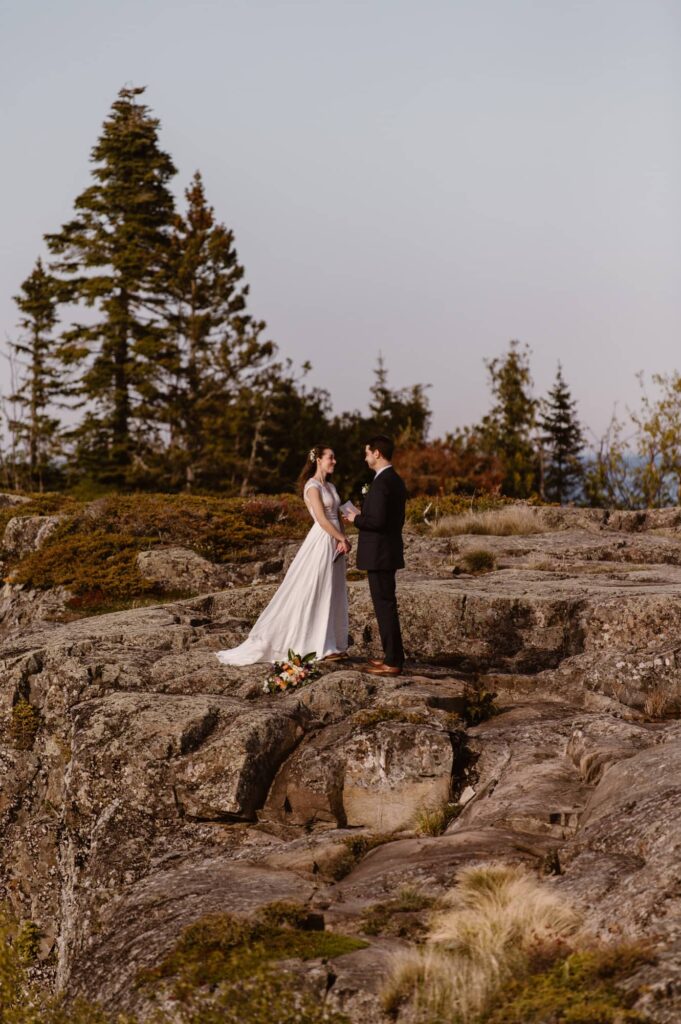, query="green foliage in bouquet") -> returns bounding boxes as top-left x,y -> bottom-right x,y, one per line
263,650 -> 321,694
